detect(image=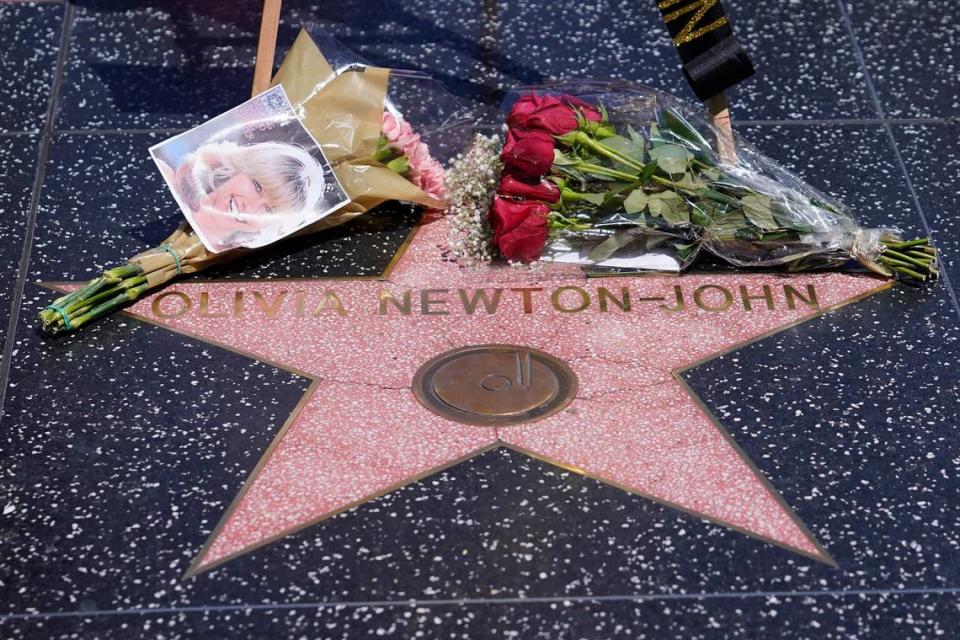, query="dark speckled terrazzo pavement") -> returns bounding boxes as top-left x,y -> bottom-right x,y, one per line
1,0 -> 960,638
